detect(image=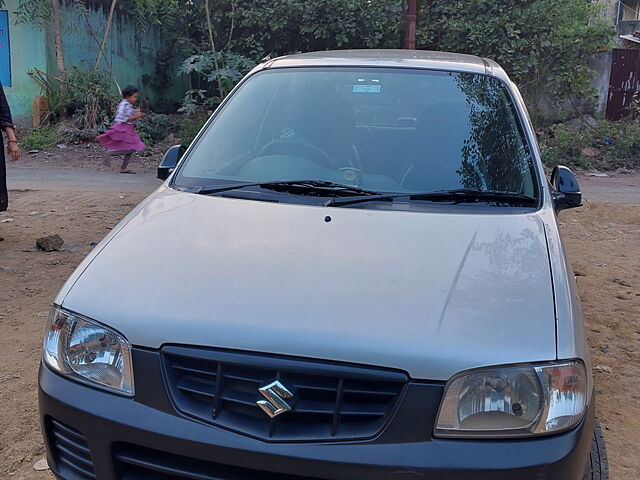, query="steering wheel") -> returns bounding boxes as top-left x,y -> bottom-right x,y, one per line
257,138 -> 335,168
